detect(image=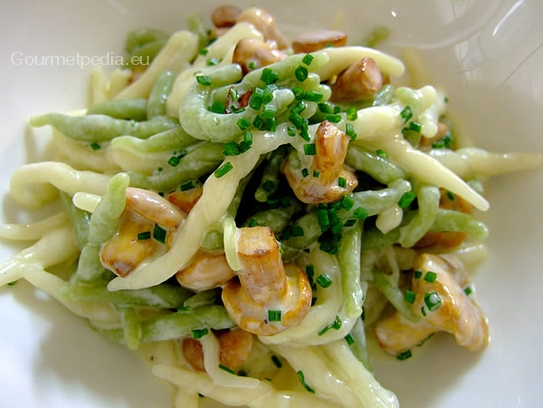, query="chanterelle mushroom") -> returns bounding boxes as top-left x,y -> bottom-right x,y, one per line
330,57 -> 383,102
374,253 -> 489,355
221,226 -> 312,336
283,120 -> 358,204
100,188 -> 186,277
